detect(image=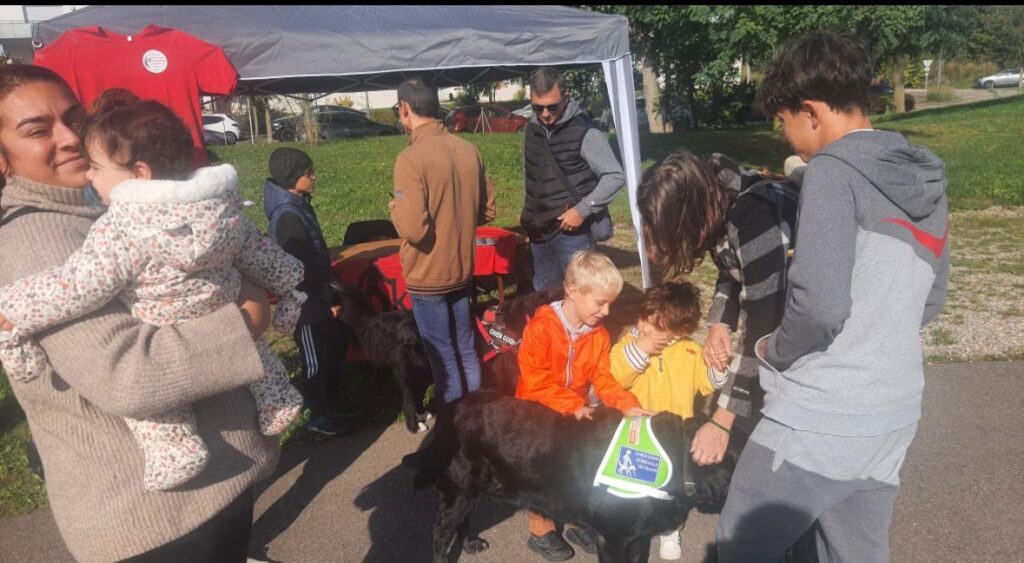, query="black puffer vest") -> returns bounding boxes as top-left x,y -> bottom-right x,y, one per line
521,113 -> 599,241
